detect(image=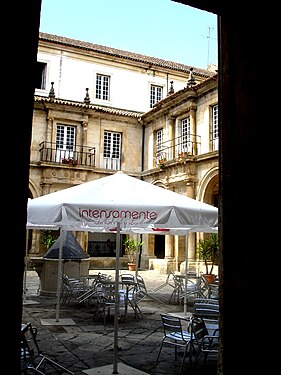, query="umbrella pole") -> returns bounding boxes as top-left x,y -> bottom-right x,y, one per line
113,222 -> 121,374
135,233 -> 139,278
23,229 -> 29,303
55,228 -> 65,322
184,232 -> 189,315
